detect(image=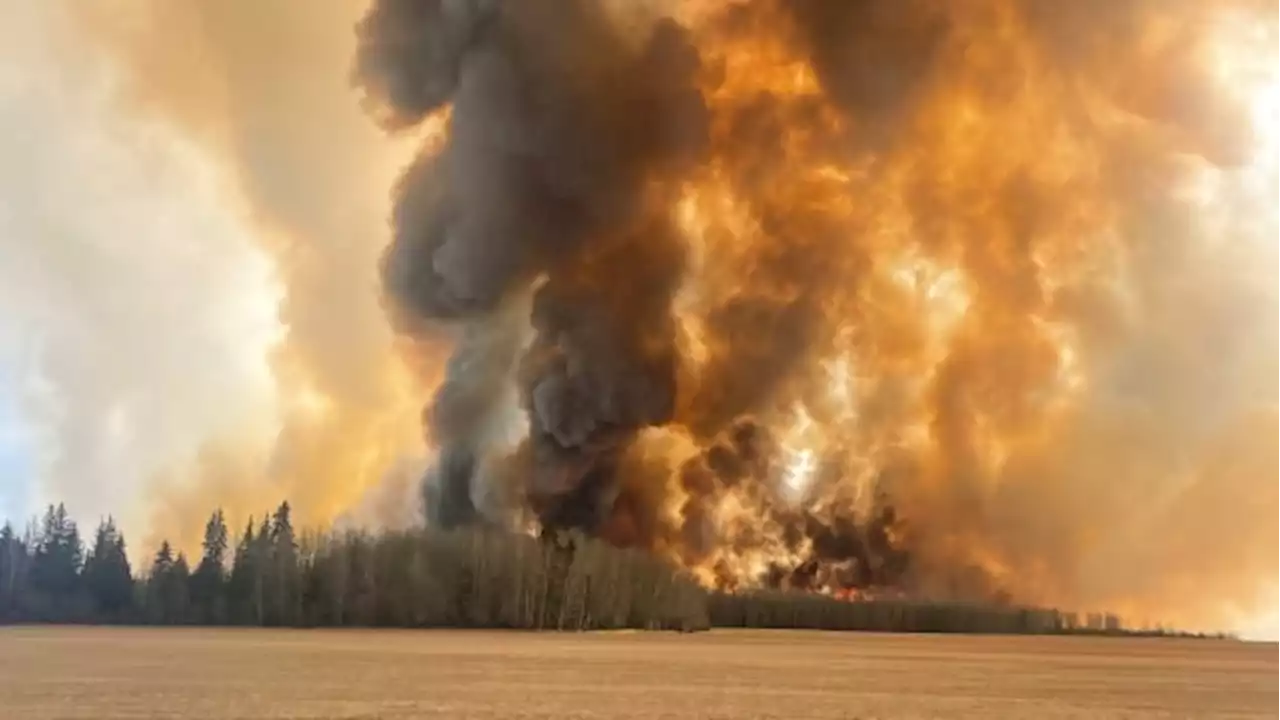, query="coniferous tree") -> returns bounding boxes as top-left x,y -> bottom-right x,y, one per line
154,541 -> 174,570
345,531 -> 376,626
30,504 -> 85,619
0,522 -> 30,621
267,502 -> 300,626
82,517 -> 133,620
197,511 -> 229,569
252,514 -> 271,624
143,547 -> 191,625
146,541 -> 178,624
190,510 -> 228,623
170,553 -> 191,623
31,504 -> 82,591
228,518 -> 263,625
